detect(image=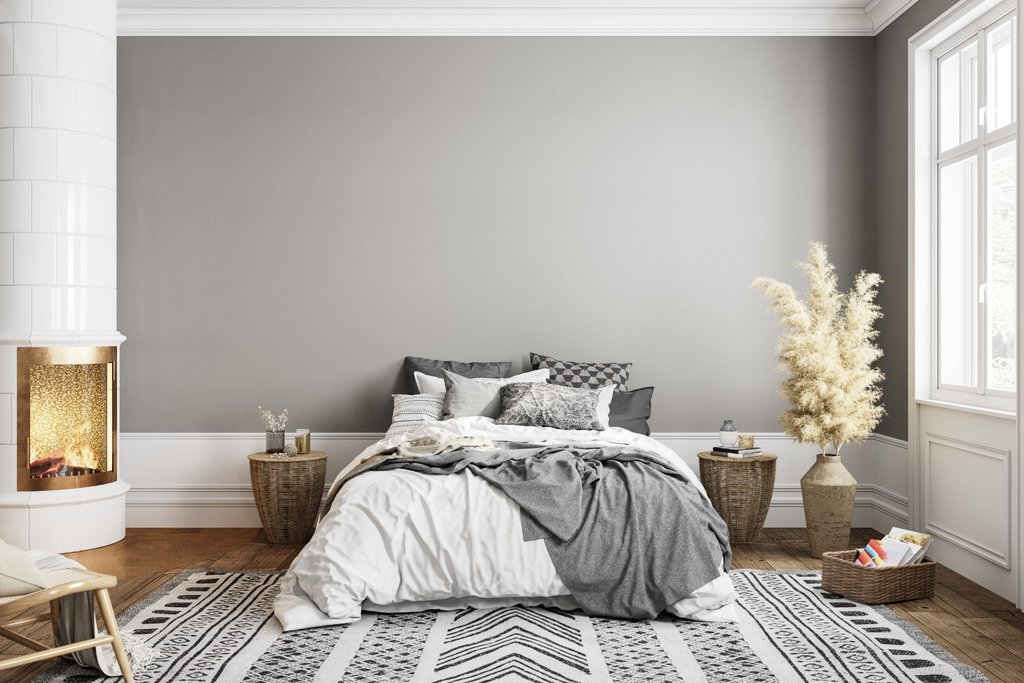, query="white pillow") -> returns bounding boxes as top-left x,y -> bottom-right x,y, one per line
0,541 -> 47,596
595,385 -> 614,429
384,393 -> 445,440
415,368 -> 549,394
414,371 -> 447,394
